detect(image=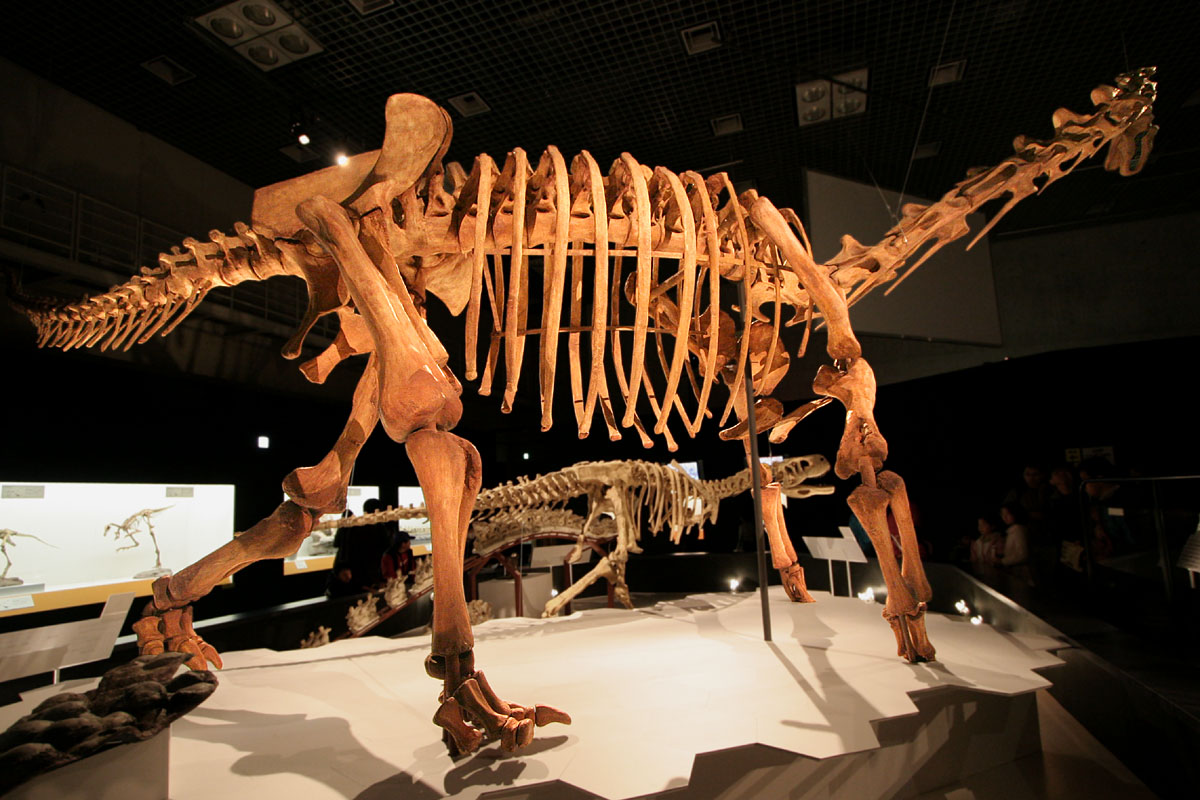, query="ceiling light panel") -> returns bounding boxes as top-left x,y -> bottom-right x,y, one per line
196,1 -> 323,73
795,79 -> 830,127
832,68 -> 868,118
